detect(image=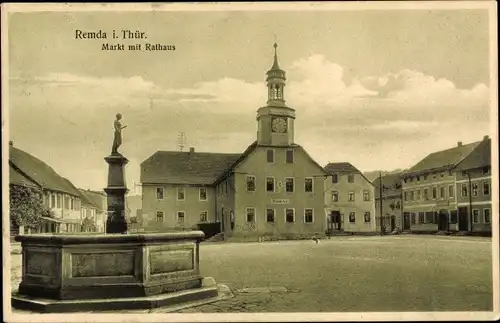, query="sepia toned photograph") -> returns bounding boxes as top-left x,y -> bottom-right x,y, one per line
2,2 -> 499,322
